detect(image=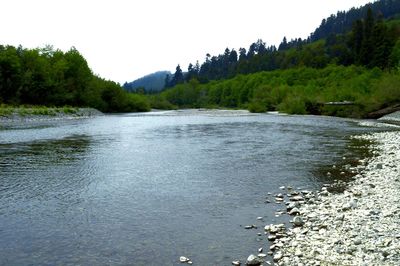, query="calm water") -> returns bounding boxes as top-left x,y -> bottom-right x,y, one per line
0,110 -> 389,265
